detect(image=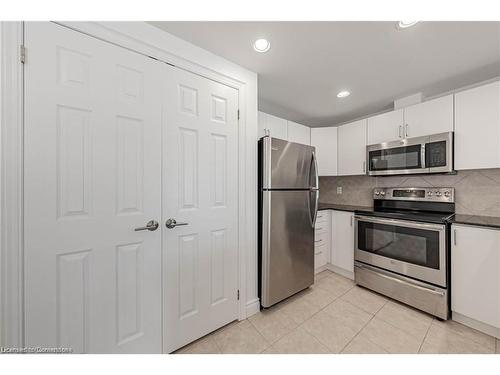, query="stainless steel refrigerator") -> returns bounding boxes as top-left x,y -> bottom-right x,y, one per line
258,136 -> 319,308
